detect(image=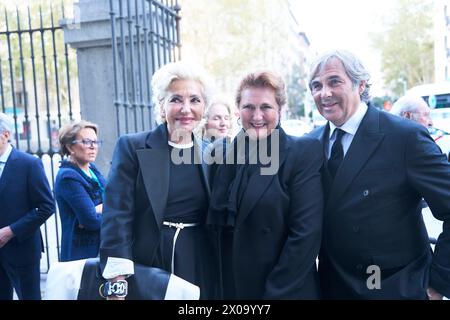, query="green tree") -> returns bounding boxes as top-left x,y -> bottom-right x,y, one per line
0,0 -> 78,151
179,0 -> 308,117
0,0 -> 77,121
370,0 -> 434,96
287,63 -> 306,118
